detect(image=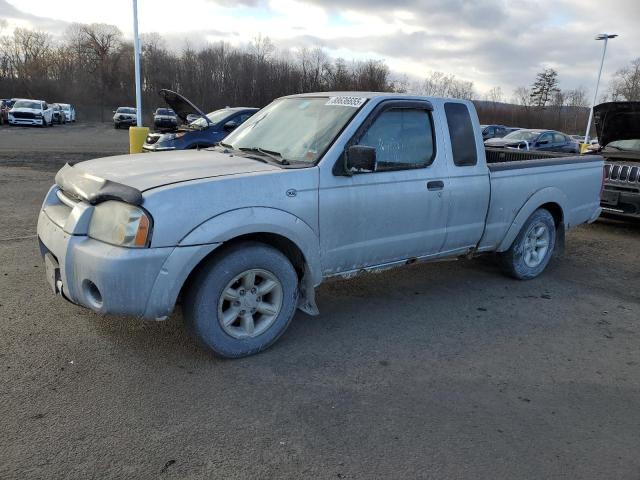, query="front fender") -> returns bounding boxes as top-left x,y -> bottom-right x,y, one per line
497,187 -> 568,252
179,207 -> 323,286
